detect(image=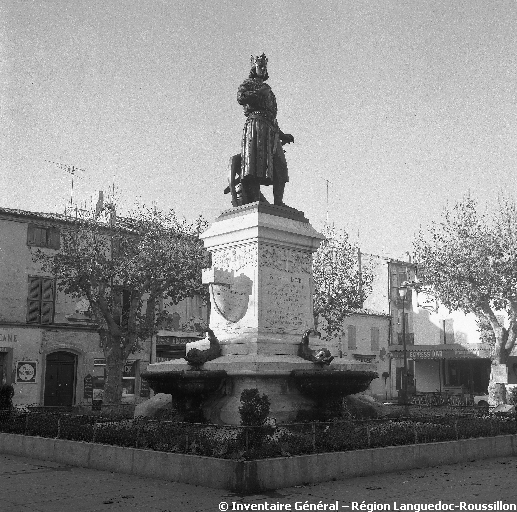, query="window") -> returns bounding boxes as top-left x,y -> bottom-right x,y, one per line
371,327 -> 380,351
91,359 -> 137,397
122,360 -> 137,395
396,361 -> 415,390
27,276 -> 55,324
27,224 -> 60,249
347,325 -> 357,350
113,288 -> 132,328
92,359 -> 106,401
